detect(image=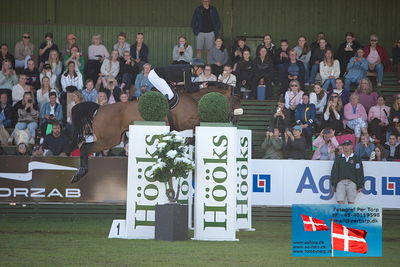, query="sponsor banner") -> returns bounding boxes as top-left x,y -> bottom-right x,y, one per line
252,160 -> 400,208
0,156 -> 127,202
194,126 -> 238,241
292,204 -> 382,257
125,124 -> 170,239
236,129 -> 253,230
176,129 -> 194,229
